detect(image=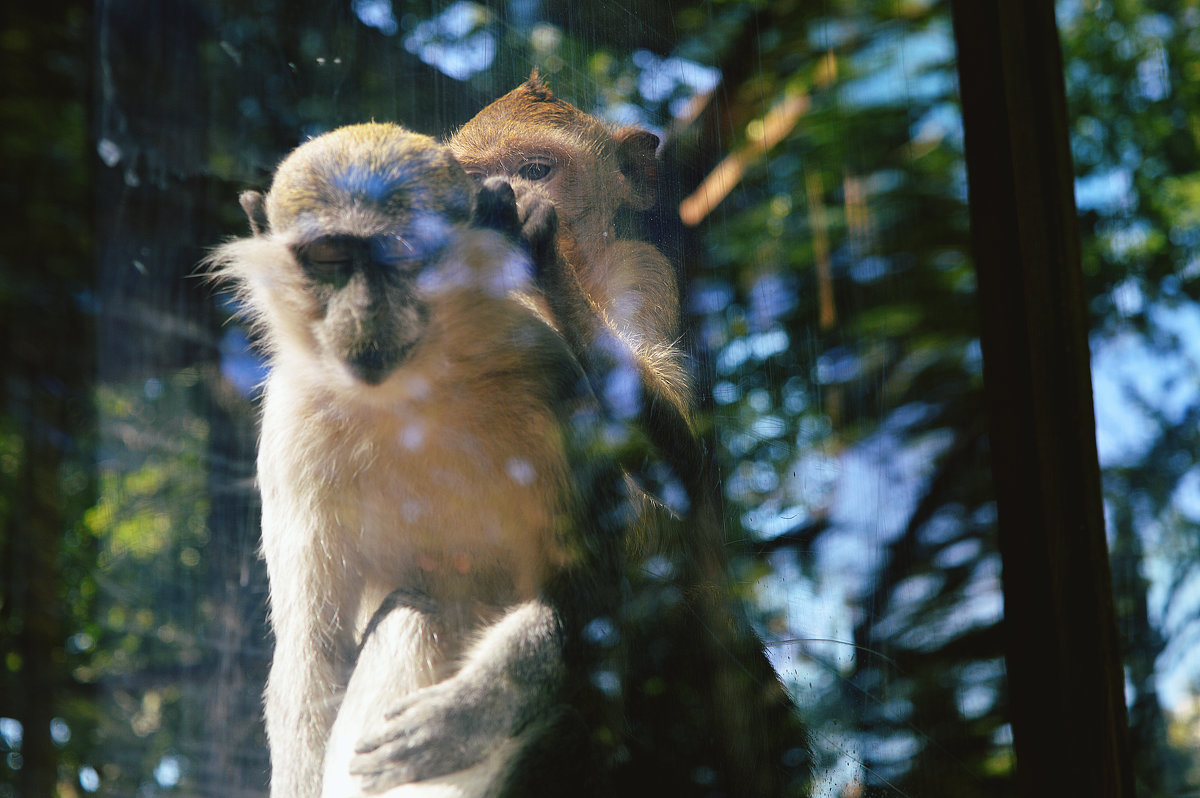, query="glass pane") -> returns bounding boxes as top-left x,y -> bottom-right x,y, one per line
3,1 -> 1016,795
1060,1 -> 1200,794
